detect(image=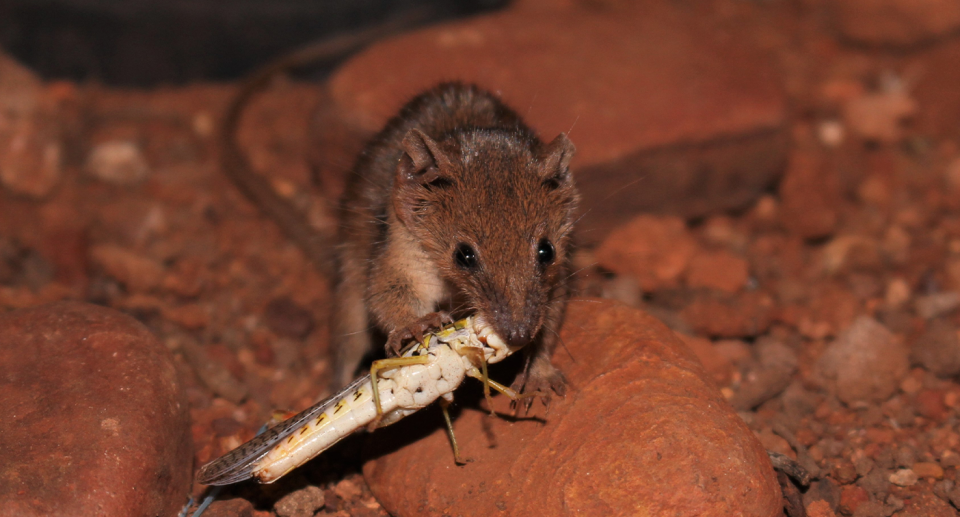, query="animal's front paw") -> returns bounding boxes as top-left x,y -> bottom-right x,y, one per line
384,311 -> 453,356
510,362 -> 567,415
